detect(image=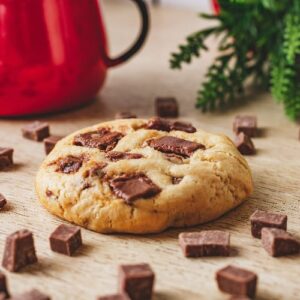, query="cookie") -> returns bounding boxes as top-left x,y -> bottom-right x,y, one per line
35,118 -> 253,234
